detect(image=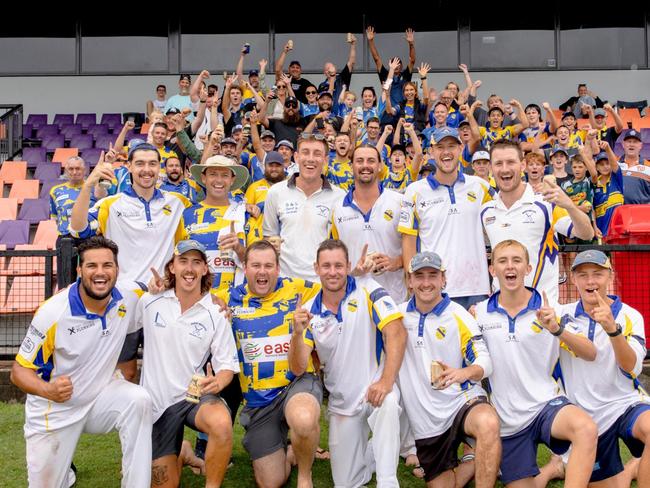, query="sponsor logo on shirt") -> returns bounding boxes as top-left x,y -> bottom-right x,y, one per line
521,210 -> 536,224
28,324 -> 45,340
399,210 -> 410,224
21,337 -> 35,354
283,201 -> 300,215
479,322 -> 502,332
239,335 -> 291,364
316,205 -> 330,218
115,210 -> 141,218
347,299 -> 358,312
484,216 -> 496,226
383,209 -> 394,221
232,306 -> 257,316
189,322 -> 207,339
117,304 -> 127,318
337,215 -> 359,224
68,321 -> 97,335
435,327 -> 447,340
467,191 -> 477,202
56,193 -> 70,202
